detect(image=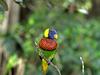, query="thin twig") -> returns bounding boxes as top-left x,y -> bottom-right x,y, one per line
44,0 -> 53,9
50,62 -> 61,75
80,56 -> 85,75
